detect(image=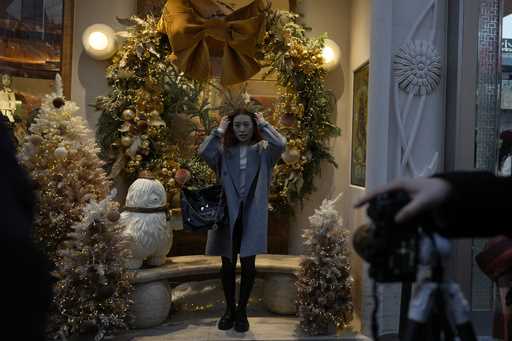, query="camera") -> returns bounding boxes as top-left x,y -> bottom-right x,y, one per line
353,190 -> 420,283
